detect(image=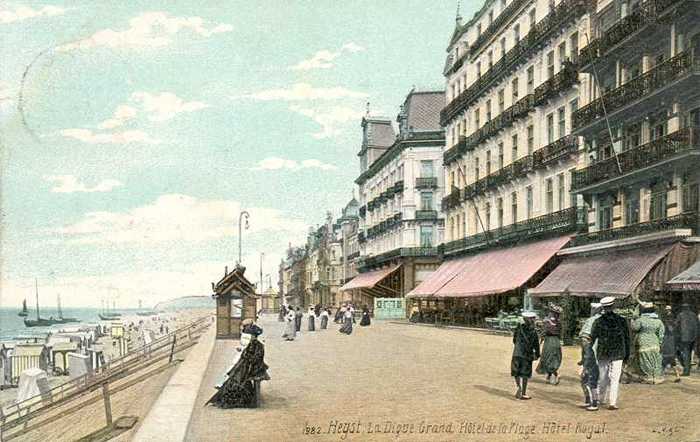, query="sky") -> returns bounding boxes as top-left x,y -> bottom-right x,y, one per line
0,1 -> 471,308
